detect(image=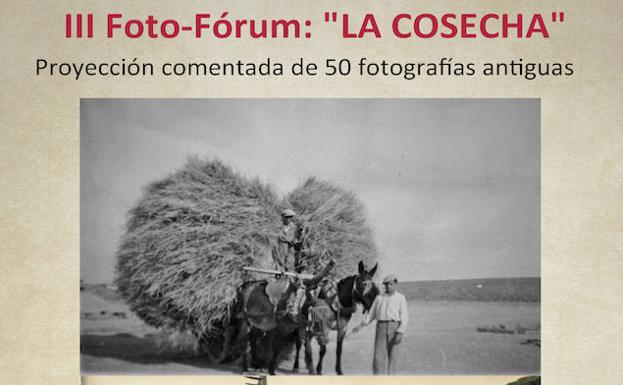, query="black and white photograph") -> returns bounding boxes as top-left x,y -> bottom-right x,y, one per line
80,99 -> 540,376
